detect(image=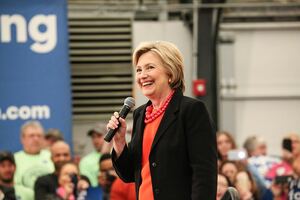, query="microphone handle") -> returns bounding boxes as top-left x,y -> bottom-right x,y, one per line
104,105 -> 131,142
